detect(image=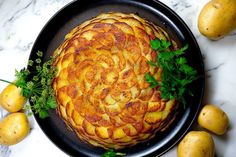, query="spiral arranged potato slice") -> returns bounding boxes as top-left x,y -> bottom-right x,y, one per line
53,12 -> 178,149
